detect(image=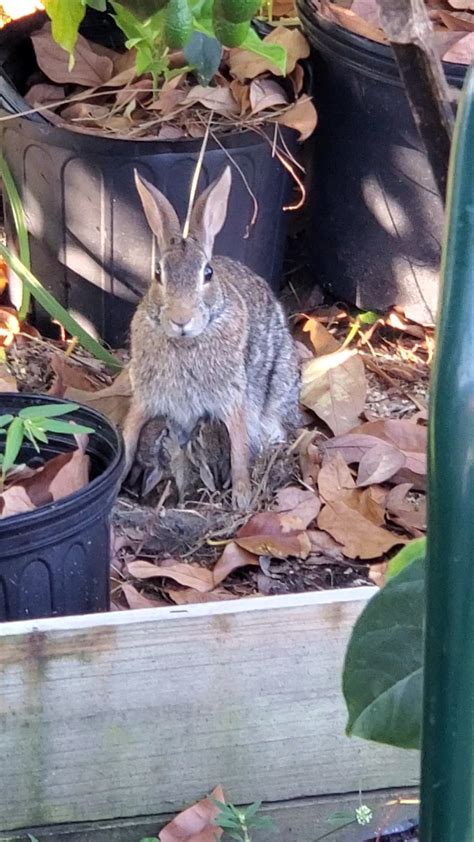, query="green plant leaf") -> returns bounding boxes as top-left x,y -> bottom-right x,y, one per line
387,537 -> 426,581
0,415 -> 13,428
114,0 -> 168,18
2,417 -> 24,475
39,419 -> 95,436
0,246 -> 122,372
25,421 -> 49,445
343,554 -> 424,750
19,403 -> 80,419
43,0 -> 87,58
84,0 -> 108,10
184,31 -> 222,84
358,310 -> 380,325
0,155 -> 31,320
239,26 -> 286,73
